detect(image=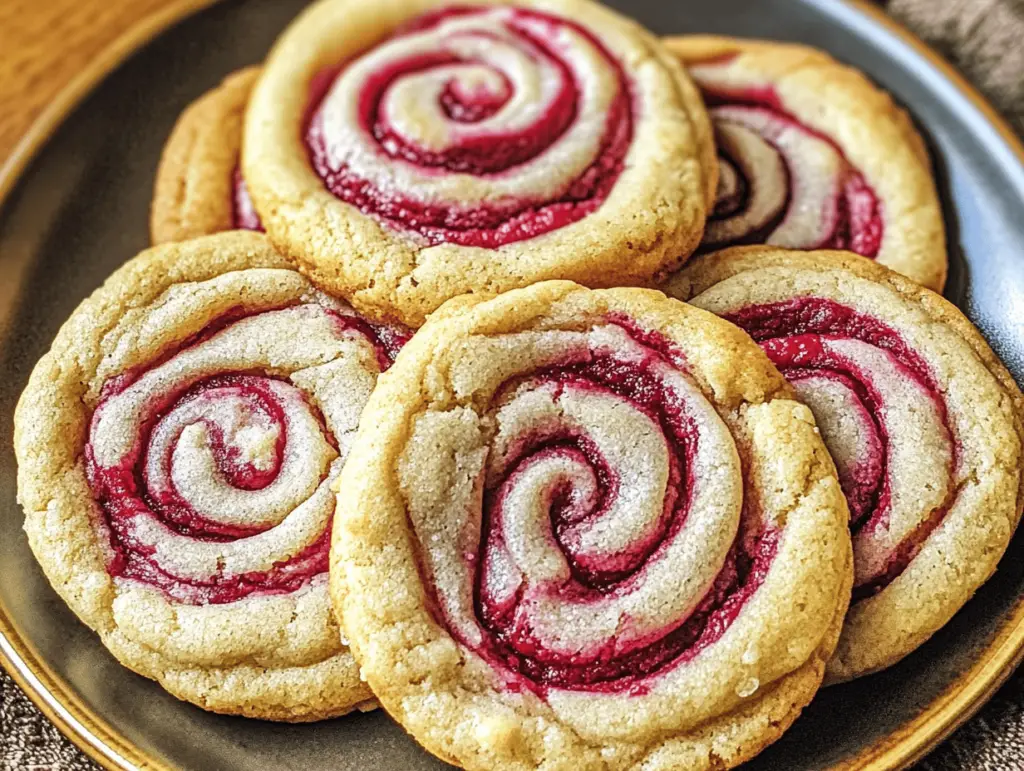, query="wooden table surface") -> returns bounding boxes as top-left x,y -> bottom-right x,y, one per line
0,0 -> 183,166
